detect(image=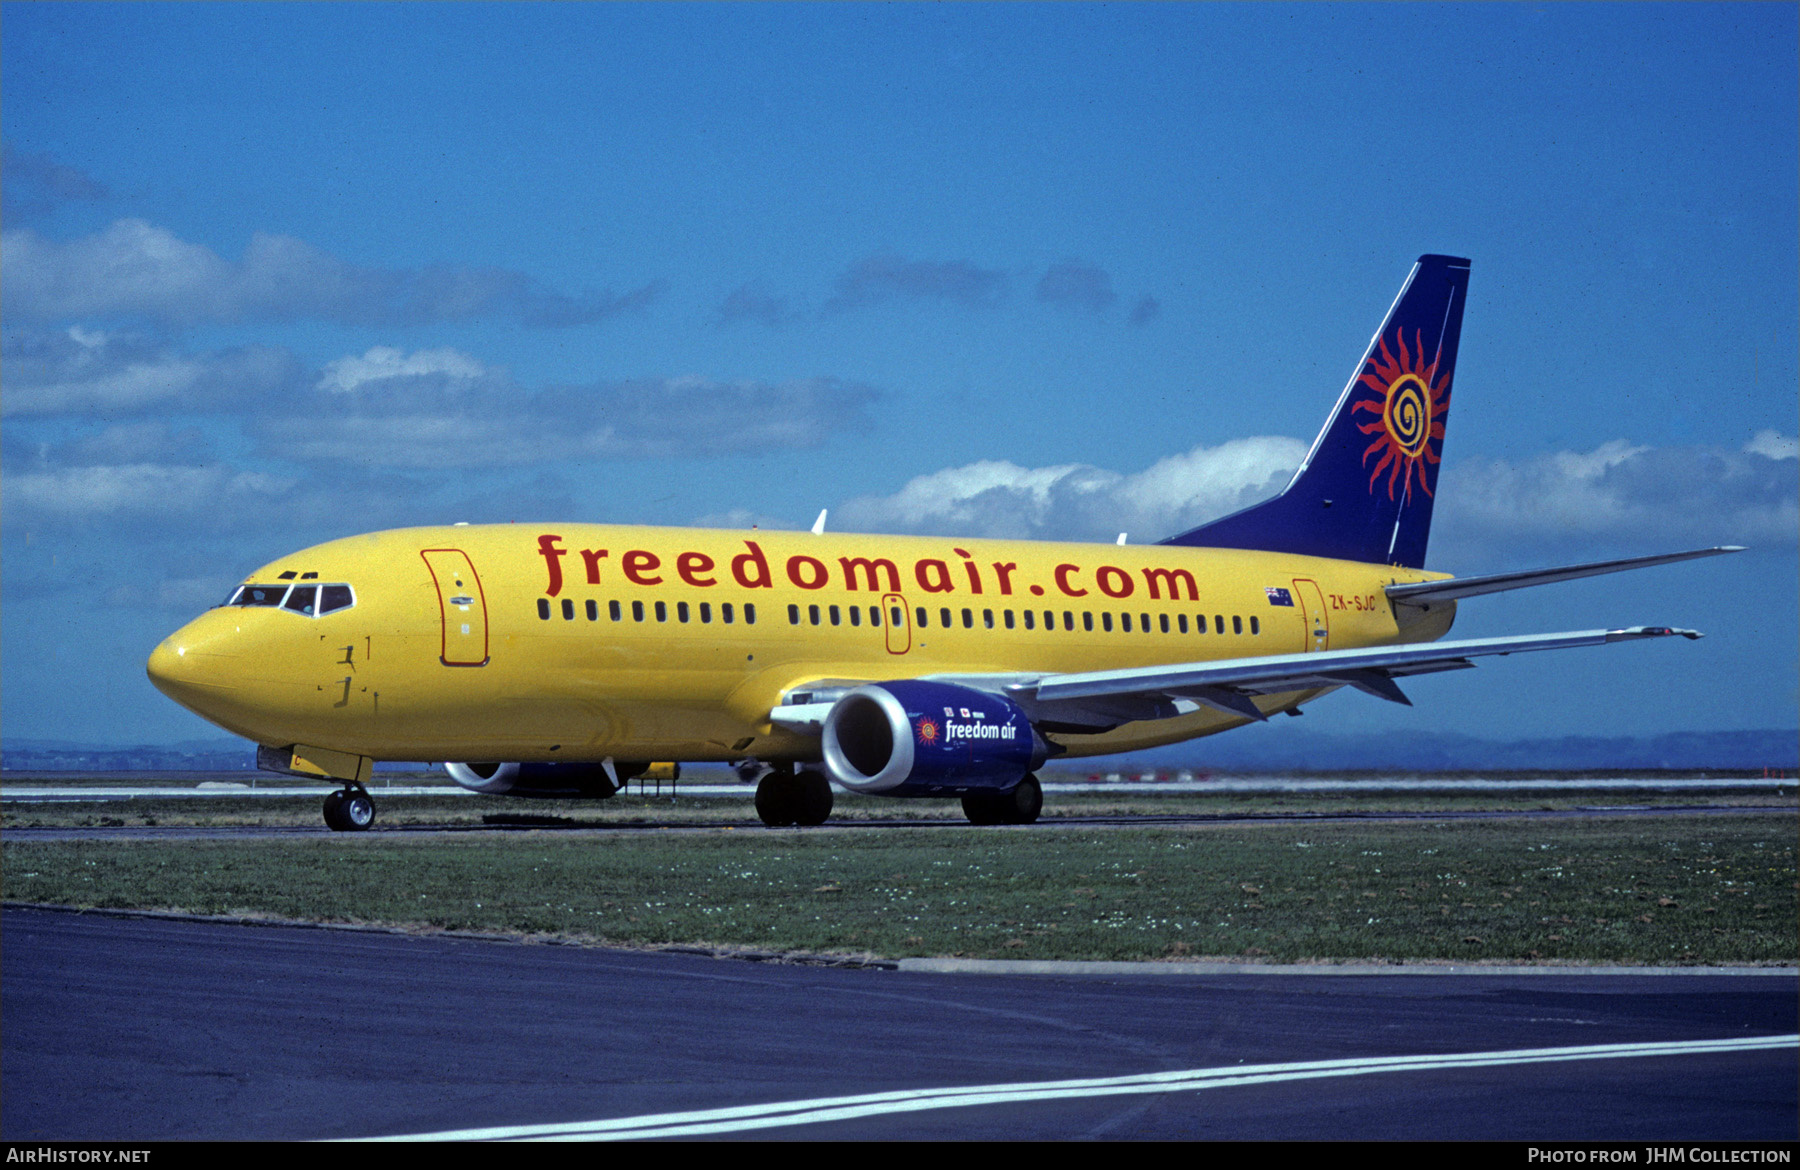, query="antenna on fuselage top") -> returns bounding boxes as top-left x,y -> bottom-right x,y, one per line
811,509 -> 828,535
1117,532 -> 1128,545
